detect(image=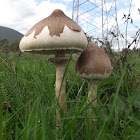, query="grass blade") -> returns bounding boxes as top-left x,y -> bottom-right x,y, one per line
0,97 -> 2,140
131,128 -> 140,140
